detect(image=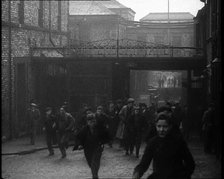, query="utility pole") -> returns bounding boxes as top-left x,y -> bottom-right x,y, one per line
8,0 -> 13,139
167,0 -> 171,55
117,15 -> 120,58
